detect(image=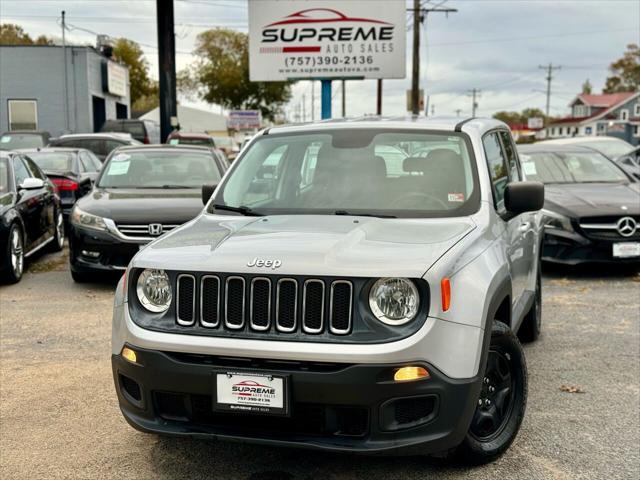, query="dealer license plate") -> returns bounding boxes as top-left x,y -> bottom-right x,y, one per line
613,242 -> 640,258
215,372 -> 288,416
